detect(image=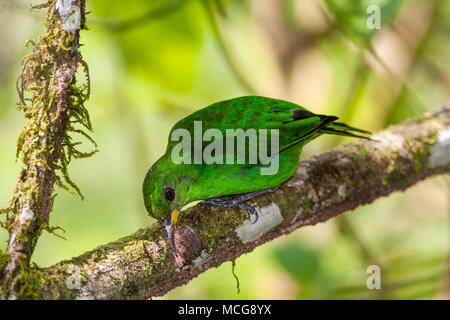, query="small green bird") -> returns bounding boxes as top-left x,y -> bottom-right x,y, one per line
143,96 -> 369,256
